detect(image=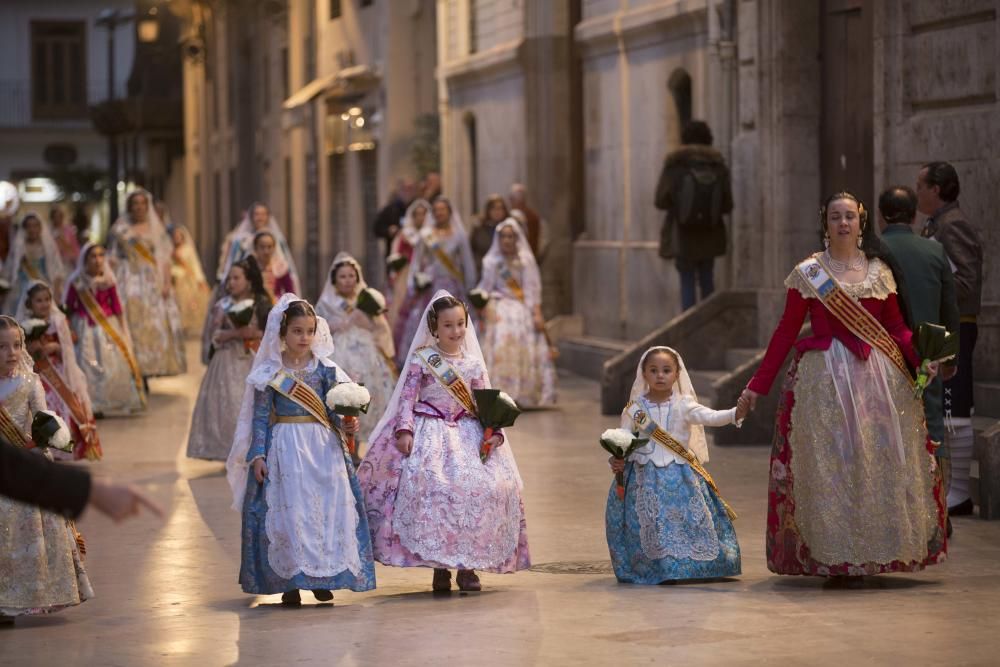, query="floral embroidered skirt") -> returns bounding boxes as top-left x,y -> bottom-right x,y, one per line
359,414 -> 531,573
186,342 -> 254,461
766,348 -> 947,576
0,493 -> 93,616
73,320 -> 145,417
239,423 -> 376,594
605,461 -> 740,584
481,298 -> 556,408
